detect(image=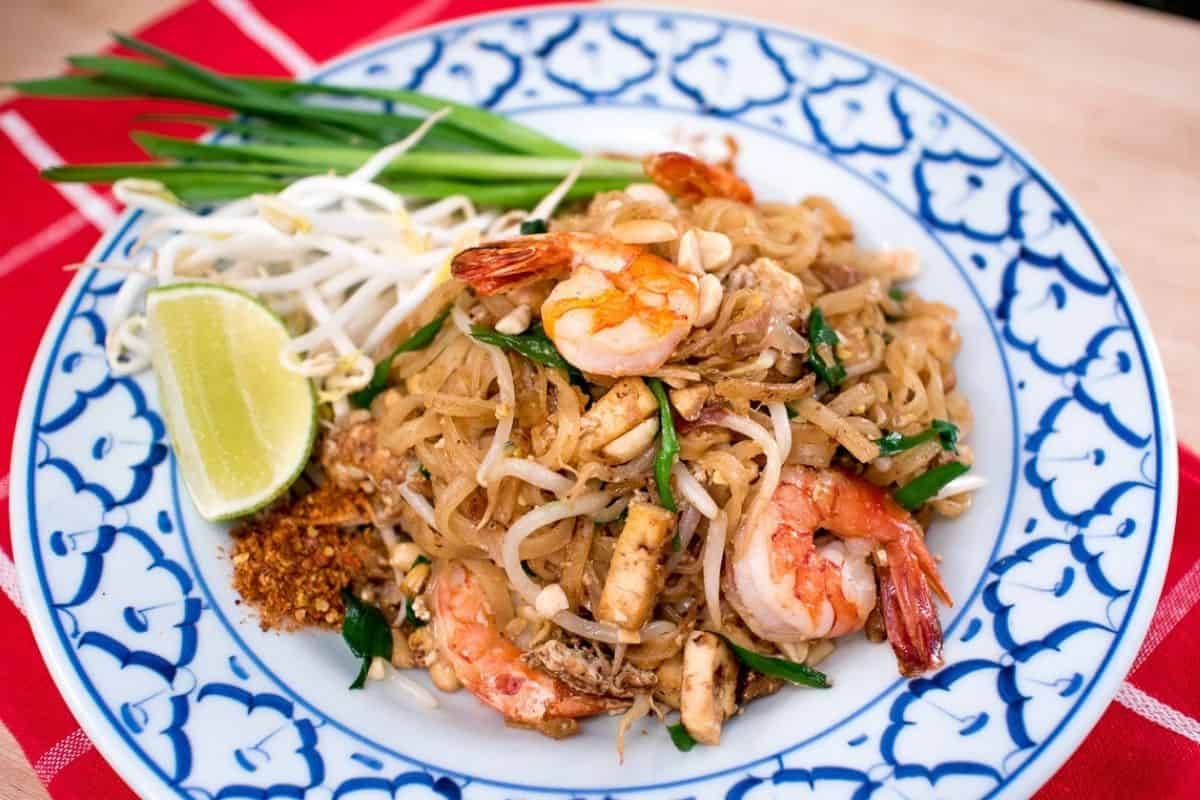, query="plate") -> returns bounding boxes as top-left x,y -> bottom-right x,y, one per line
10,5 -> 1177,798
